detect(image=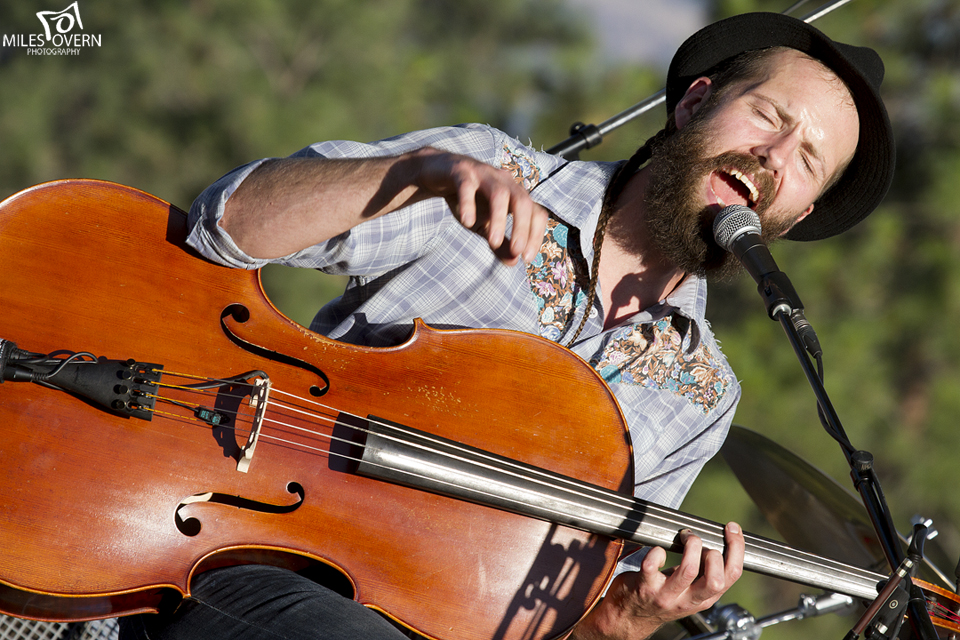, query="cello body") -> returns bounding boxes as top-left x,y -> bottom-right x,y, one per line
0,180 -> 633,640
